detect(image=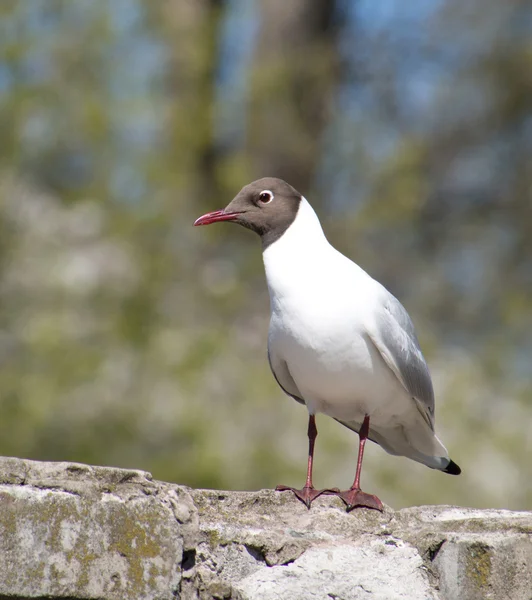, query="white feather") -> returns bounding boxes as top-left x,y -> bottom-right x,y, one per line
263,197 -> 450,467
